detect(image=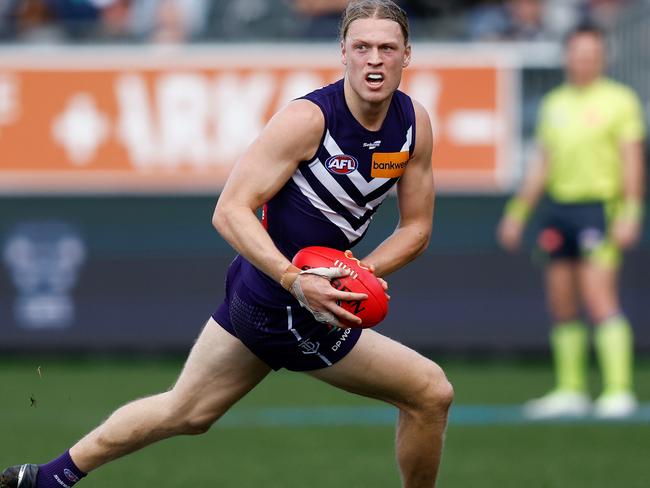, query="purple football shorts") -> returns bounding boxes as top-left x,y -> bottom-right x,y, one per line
212,256 -> 362,371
